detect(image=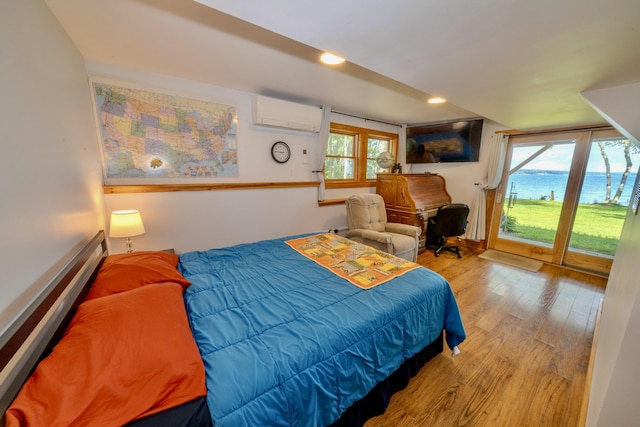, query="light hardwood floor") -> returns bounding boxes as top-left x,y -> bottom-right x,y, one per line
365,248 -> 607,427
